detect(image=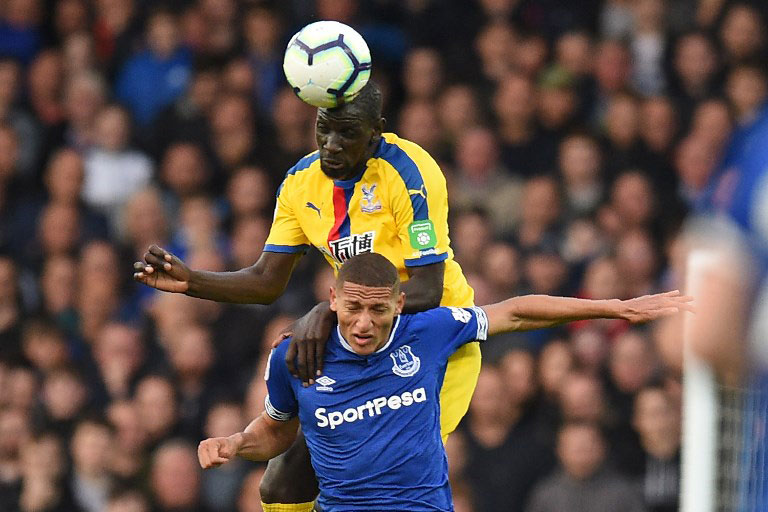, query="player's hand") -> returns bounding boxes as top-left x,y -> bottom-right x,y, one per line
198,435 -> 241,469
285,301 -> 335,386
620,290 -> 694,323
132,245 -> 191,293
